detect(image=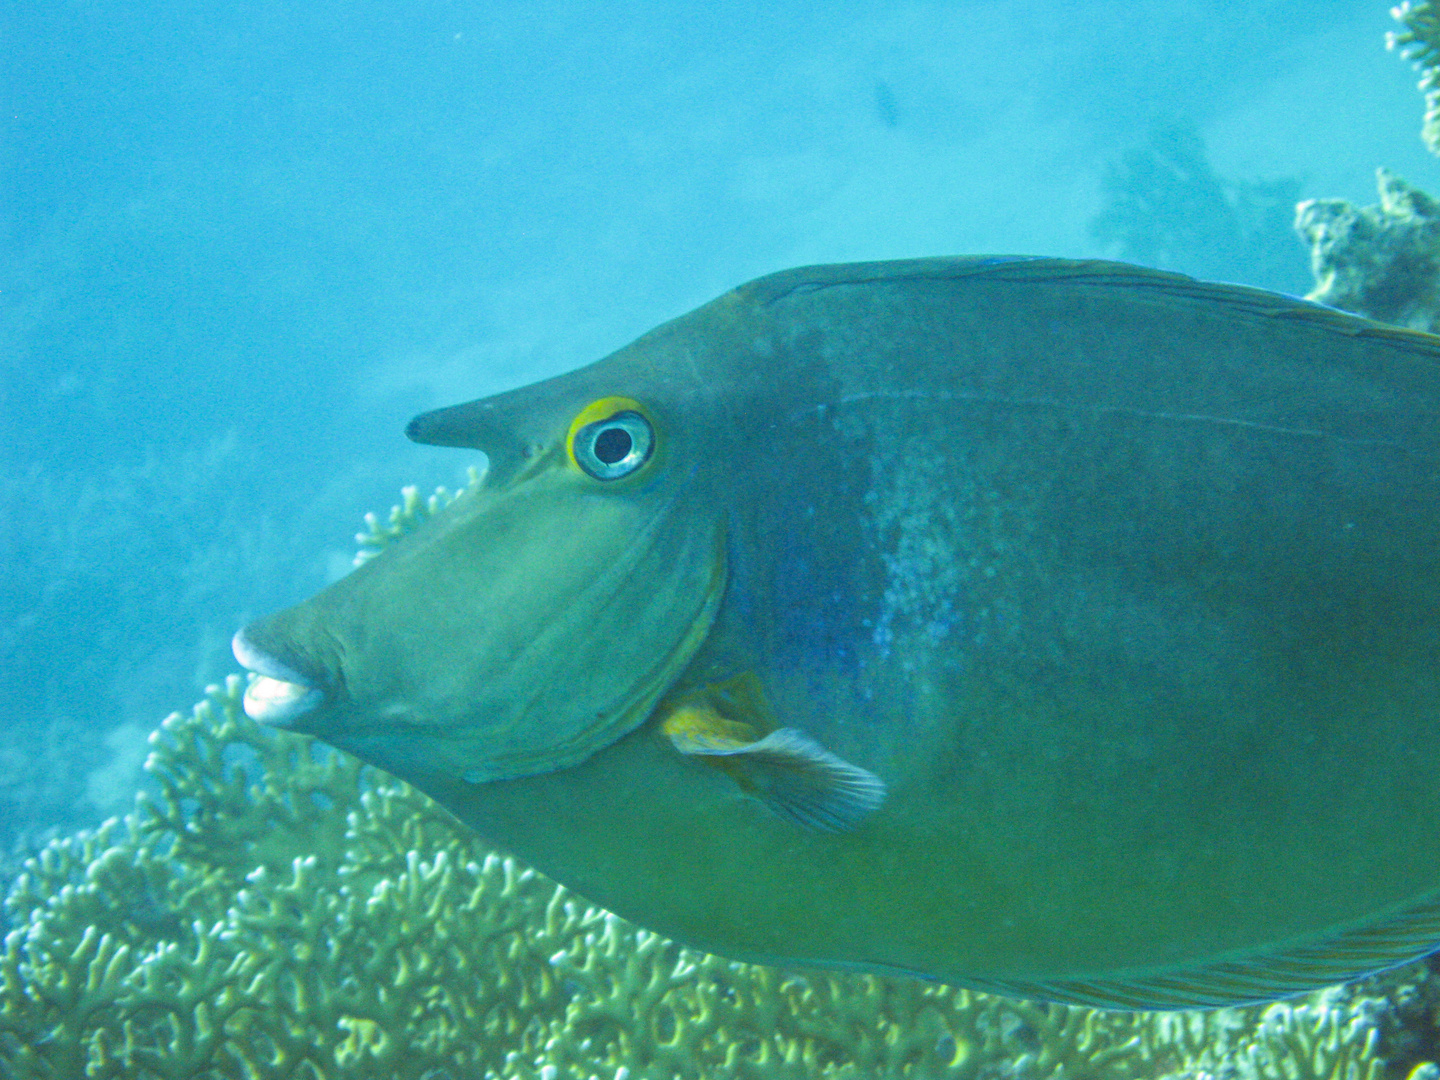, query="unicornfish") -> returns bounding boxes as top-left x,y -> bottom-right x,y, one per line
234,256 -> 1440,1008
